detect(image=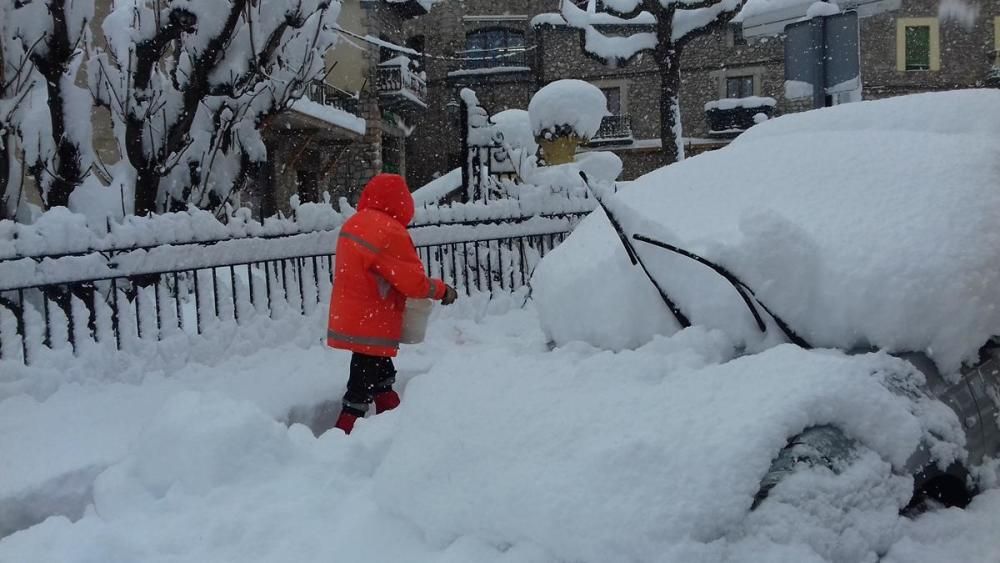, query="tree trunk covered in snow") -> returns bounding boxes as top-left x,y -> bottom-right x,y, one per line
123,7 -> 198,216
30,1 -> 83,209
560,0 -> 738,166
7,0 -> 96,211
